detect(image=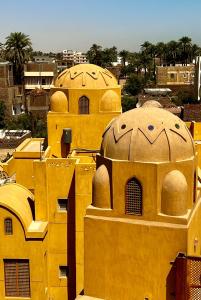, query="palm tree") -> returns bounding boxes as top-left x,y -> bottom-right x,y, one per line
155,42 -> 166,65
5,32 -> 32,84
140,41 -> 152,54
190,44 -> 201,62
179,36 -> 192,65
166,40 -> 179,65
86,44 -> 103,66
119,50 -> 130,67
